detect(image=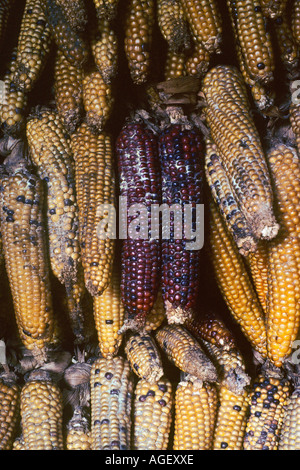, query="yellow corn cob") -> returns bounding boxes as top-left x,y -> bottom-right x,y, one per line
124,0 -> 155,84
155,325 -> 218,382
26,108 -> 81,286
157,0 -> 190,52
164,48 -> 186,80
272,13 -> 300,76
246,240 -> 269,315
64,264 -> 87,345
12,0 -> 52,92
144,289 -> 166,333
180,0 -> 222,53
260,0 -> 288,18
90,356 -> 133,450
125,331 -> 164,383
203,65 -> 279,241
90,19 -> 118,85
70,122 -> 115,297
20,370 -> 64,450
243,366 -> 291,450
208,197 -> 268,358
264,144 -> 300,367
0,371 -> 20,450
133,377 -> 173,450
66,407 -> 91,450
185,38 -> 211,78
289,101 -> 300,155
82,70 -> 114,133
292,0 -> 300,44
278,378 -> 300,450
173,377 -> 218,450
92,0 -> 119,21
0,162 -> 55,360
12,436 -> 27,450
227,0 -> 274,84
54,49 -> 83,134
92,267 -> 124,358
213,385 -> 250,450
205,137 -> 257,256
56,0 -> 88,32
